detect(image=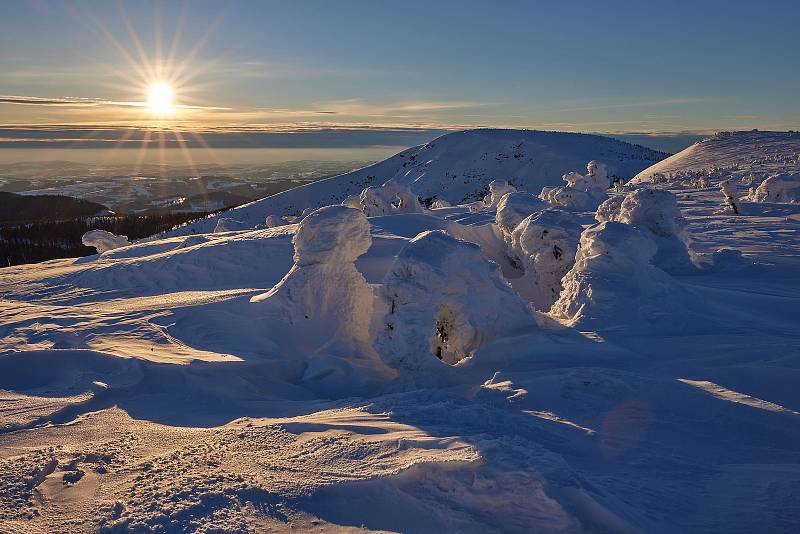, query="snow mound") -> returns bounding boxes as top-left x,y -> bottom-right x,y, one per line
360,179 -> 423,217
597,188 -> 682,237
495,192 -> 548,234
376,230 -> 535,371
484,180 -> 517,209
745,173 -> 800,203
596,188 -> 695,272
567,160 -> 611,192
551,221 -> 683,328
250,206 -> 381,371
168,129 -> 667,235
292,205 -> 372,265
508,209 -> 583,310
81,230 -> 130,253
